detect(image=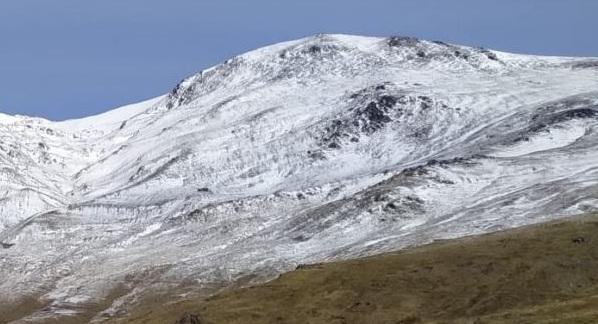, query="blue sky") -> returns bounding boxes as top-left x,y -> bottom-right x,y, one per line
1,0 -> 597,120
